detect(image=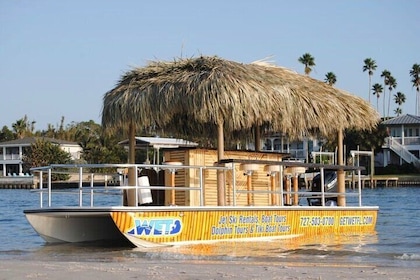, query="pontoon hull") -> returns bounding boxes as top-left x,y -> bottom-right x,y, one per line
25,206 -> 378,247
24,209 -> 132,246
